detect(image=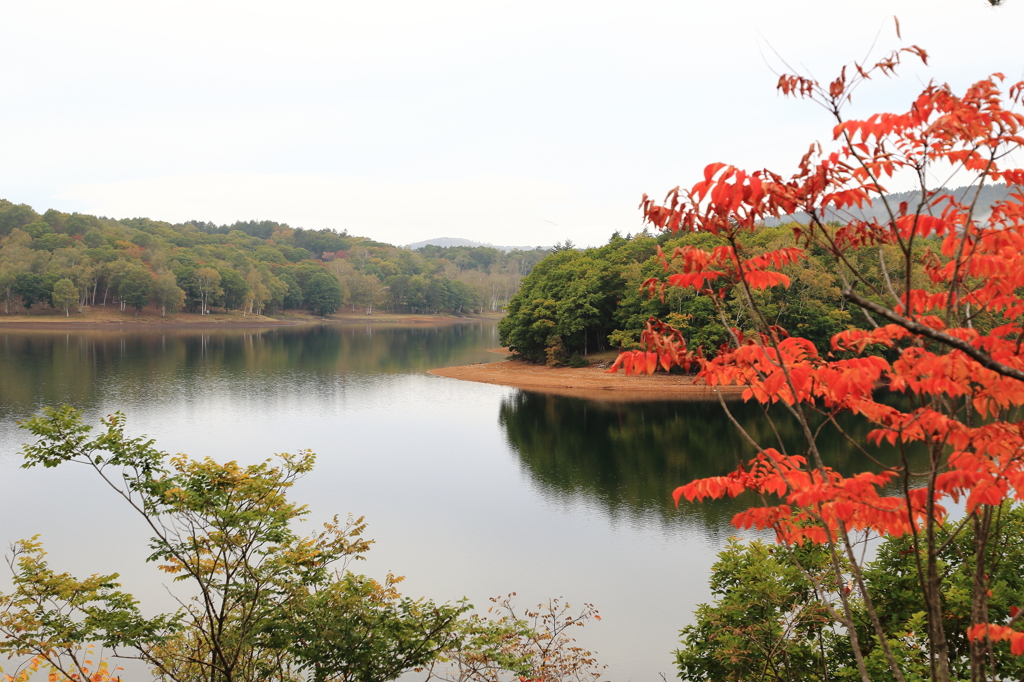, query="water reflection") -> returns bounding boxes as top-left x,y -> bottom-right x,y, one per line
0,322 -> 921,680
0,323 -> 500,421
499,390 -> 926,533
